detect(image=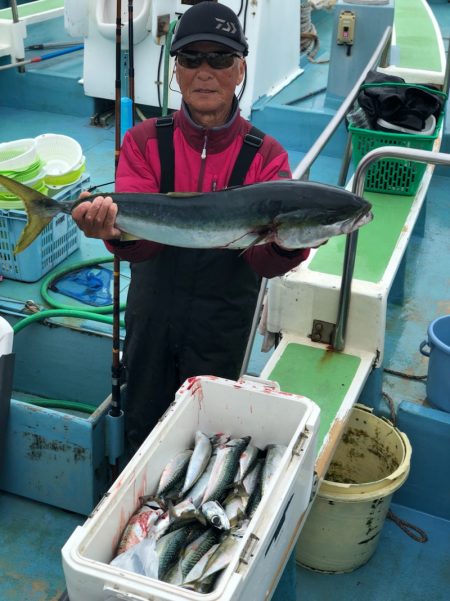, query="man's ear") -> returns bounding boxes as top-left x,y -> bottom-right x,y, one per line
237,59 -> 246,86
